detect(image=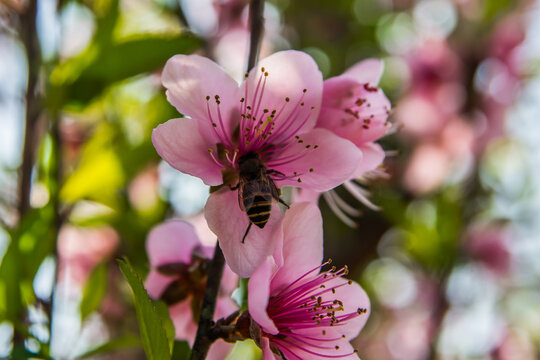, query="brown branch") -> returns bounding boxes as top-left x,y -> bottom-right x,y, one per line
17,0 -> 41,218
189,244 -> 226,360
246,0 -> 265,72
